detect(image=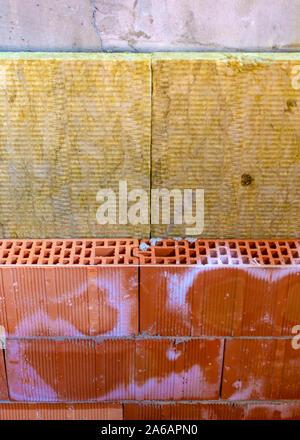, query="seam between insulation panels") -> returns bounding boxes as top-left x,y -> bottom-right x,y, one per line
149,54 -> 153,239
